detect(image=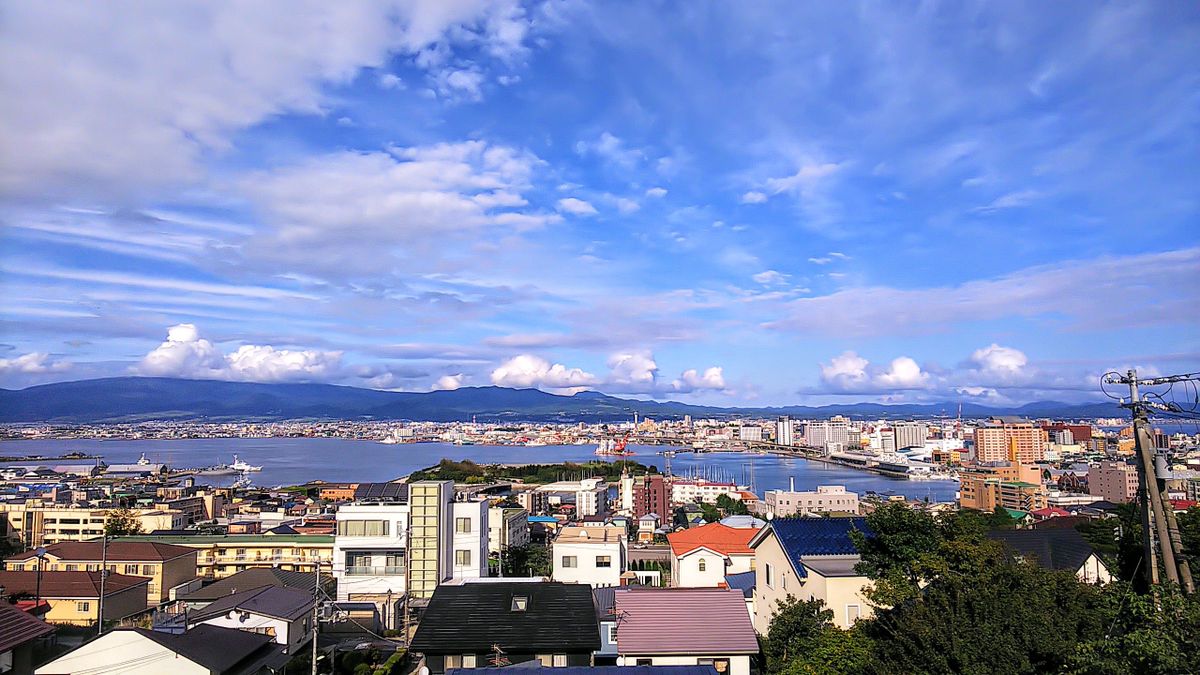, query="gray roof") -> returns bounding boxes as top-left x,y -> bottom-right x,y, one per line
797,556 -> 862,577
593,586 -> 617,619
182,567 -> 317,602
723,571 -> 755,598
189,585 -> 313,623
987,529 -> 1102,573
132,625 -> 288,674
